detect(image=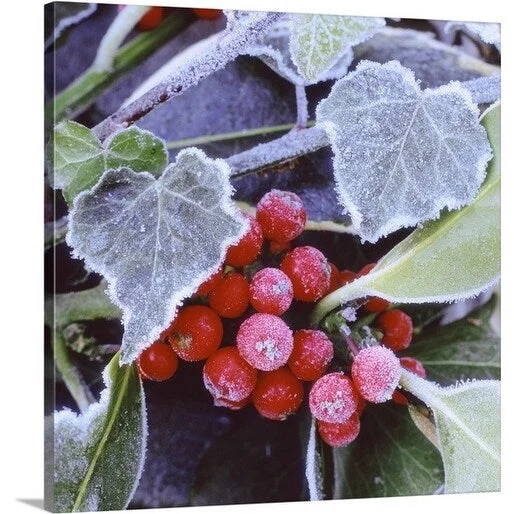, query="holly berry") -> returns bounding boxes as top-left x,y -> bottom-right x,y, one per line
214,396 -> 251,410
137,341 -> 178,381
195,266 -> 223,297
225,214 -> 263,267
327,262 -> 340,294
357,263 -> 390,313
137,6 -> 164,31
309,372 -> 358,423
256,189 -> 306,243
376,309 -> 413,351
193,8 -> 222,21
208,272 -> 249,318
280,246 -> 330,302
237,313 -> 293,371
269,239 -> 292,255
392,357 -> 426,405
168,305 -> 223,361
339,269 -> 357,286
317,413 -> 361,447
351,346 -> 401,403
203,347 -> 258,407
288,330 -> 334,381
252,367 -> 304,420
249,267 -> 293,315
